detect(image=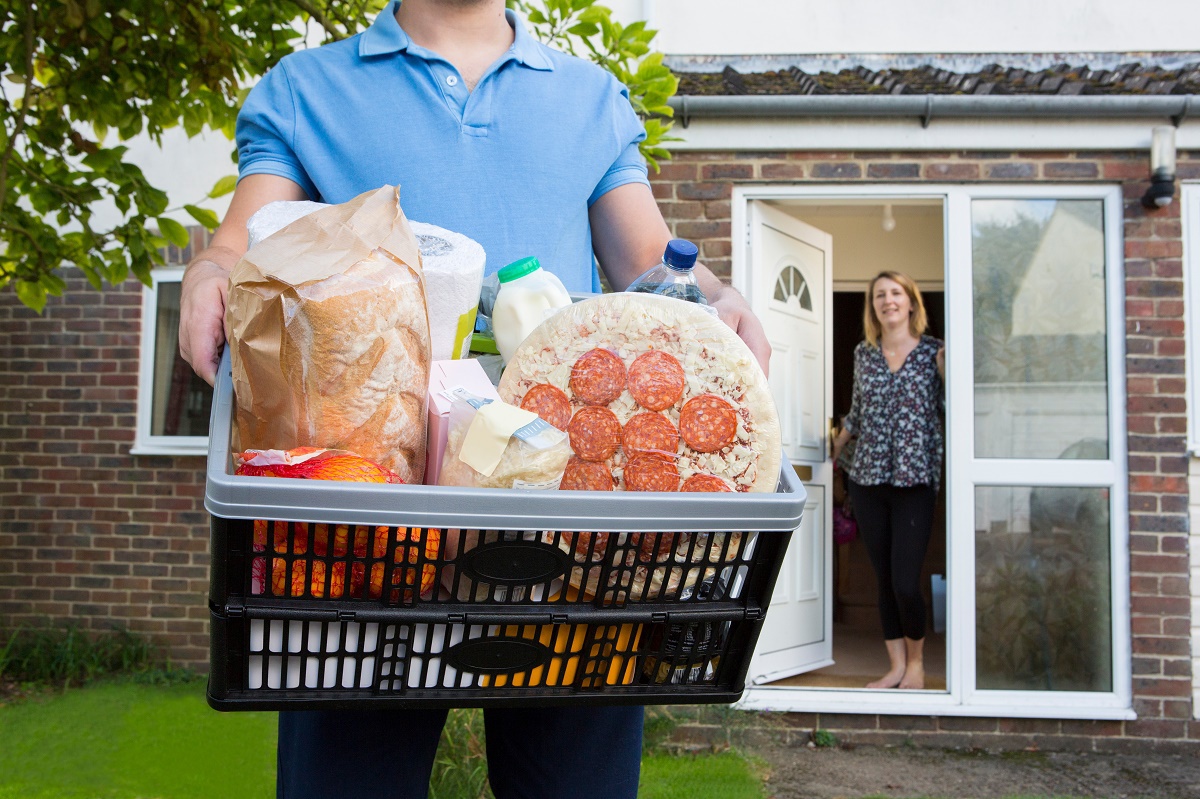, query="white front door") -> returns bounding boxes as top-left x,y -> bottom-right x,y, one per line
745,201 -> 834,683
